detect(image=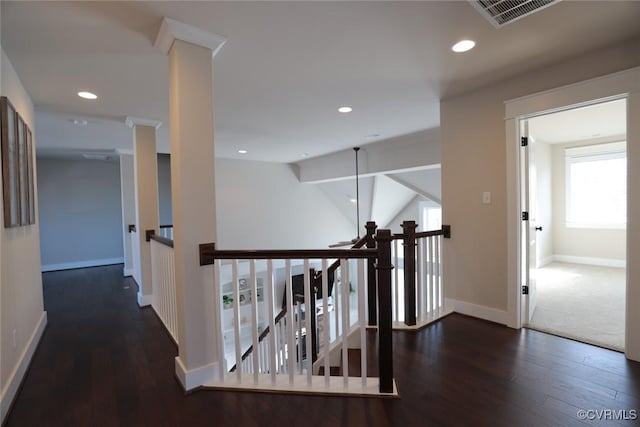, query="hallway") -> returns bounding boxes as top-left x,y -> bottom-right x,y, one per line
5,265 -> 640,426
